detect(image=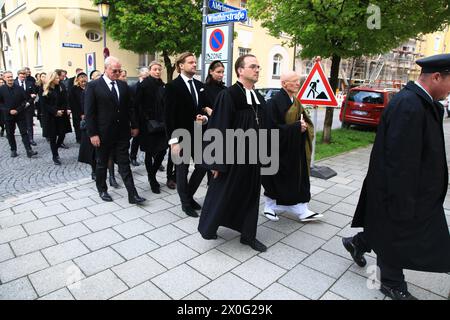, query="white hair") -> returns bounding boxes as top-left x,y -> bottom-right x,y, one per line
104,56 -> 120,68
138,67 -> 149,76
